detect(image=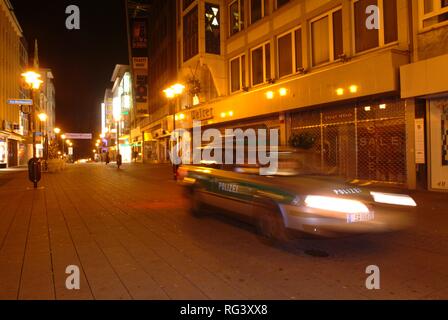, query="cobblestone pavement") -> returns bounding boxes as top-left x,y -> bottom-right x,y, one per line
0,163 -> 447,300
